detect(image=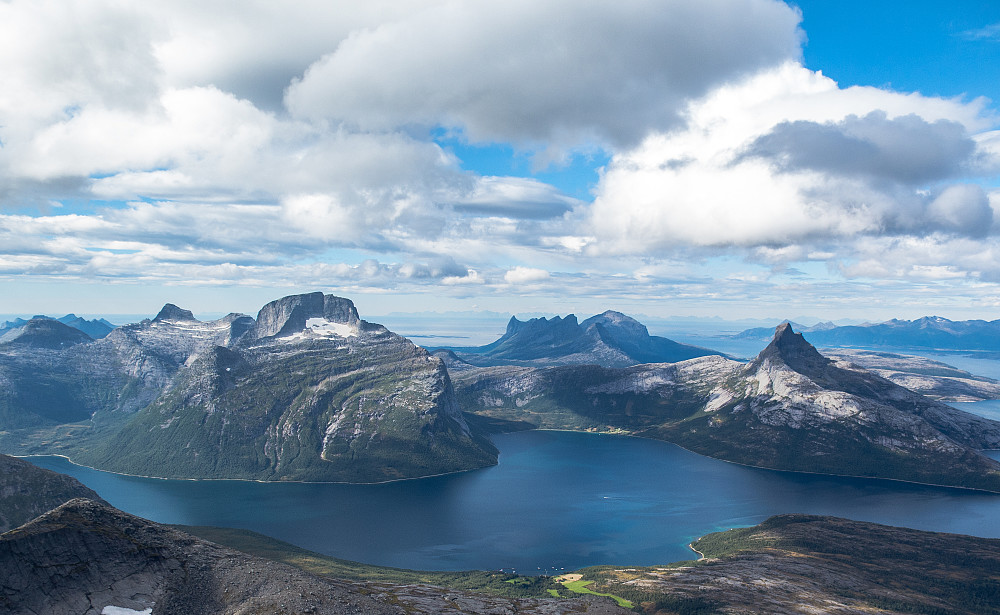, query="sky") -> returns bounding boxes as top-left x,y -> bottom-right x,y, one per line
1,0 -> 1000,322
